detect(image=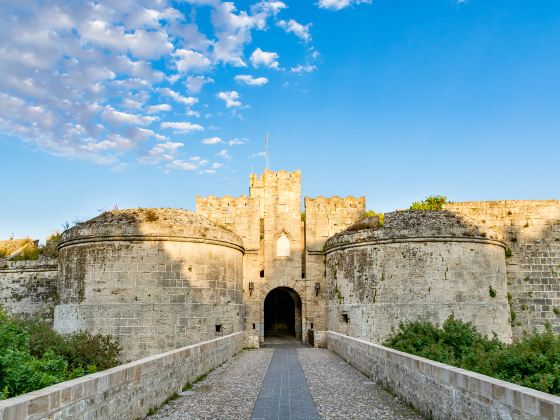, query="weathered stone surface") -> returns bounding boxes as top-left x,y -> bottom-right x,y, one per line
445,201 -> 560,338
0,258 -> 57,322
54,208 -> 245,361
324,210 -> 512,343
